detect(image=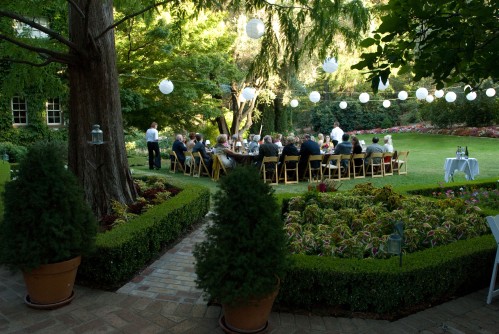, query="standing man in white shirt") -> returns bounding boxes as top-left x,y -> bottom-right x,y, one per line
146,122 -> 161,170
330,121 -> 344,147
